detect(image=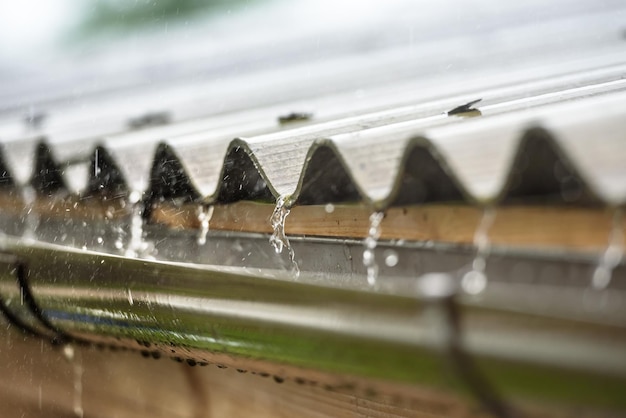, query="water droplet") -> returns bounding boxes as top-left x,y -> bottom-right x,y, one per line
363,212 -> 384,286
128,190 -> 142,205
383,249 -> 399,267
196,205 -> 214,246
269,195 -> 299,278
324,203 -> 335,213
462,207 -> 496,295
231,240 -> 244,252
592,208 -> 623,290
591,268 -> 611,289
472,257 -> 486,272
63,344 -> 74,361
417,273 -> 455,298
462,270 -> 487,295
96,236 -> 103,244
127,288 -> 134,306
